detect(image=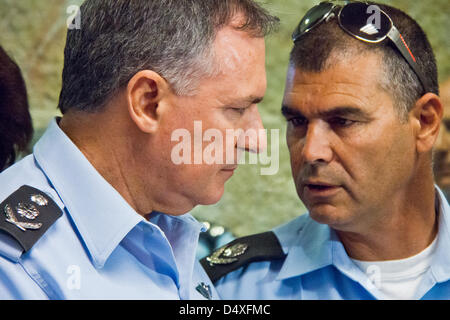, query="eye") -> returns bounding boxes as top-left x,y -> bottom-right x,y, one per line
288,117 -> 308,127
329,117 -> 356,127
230,107 -> 246,115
